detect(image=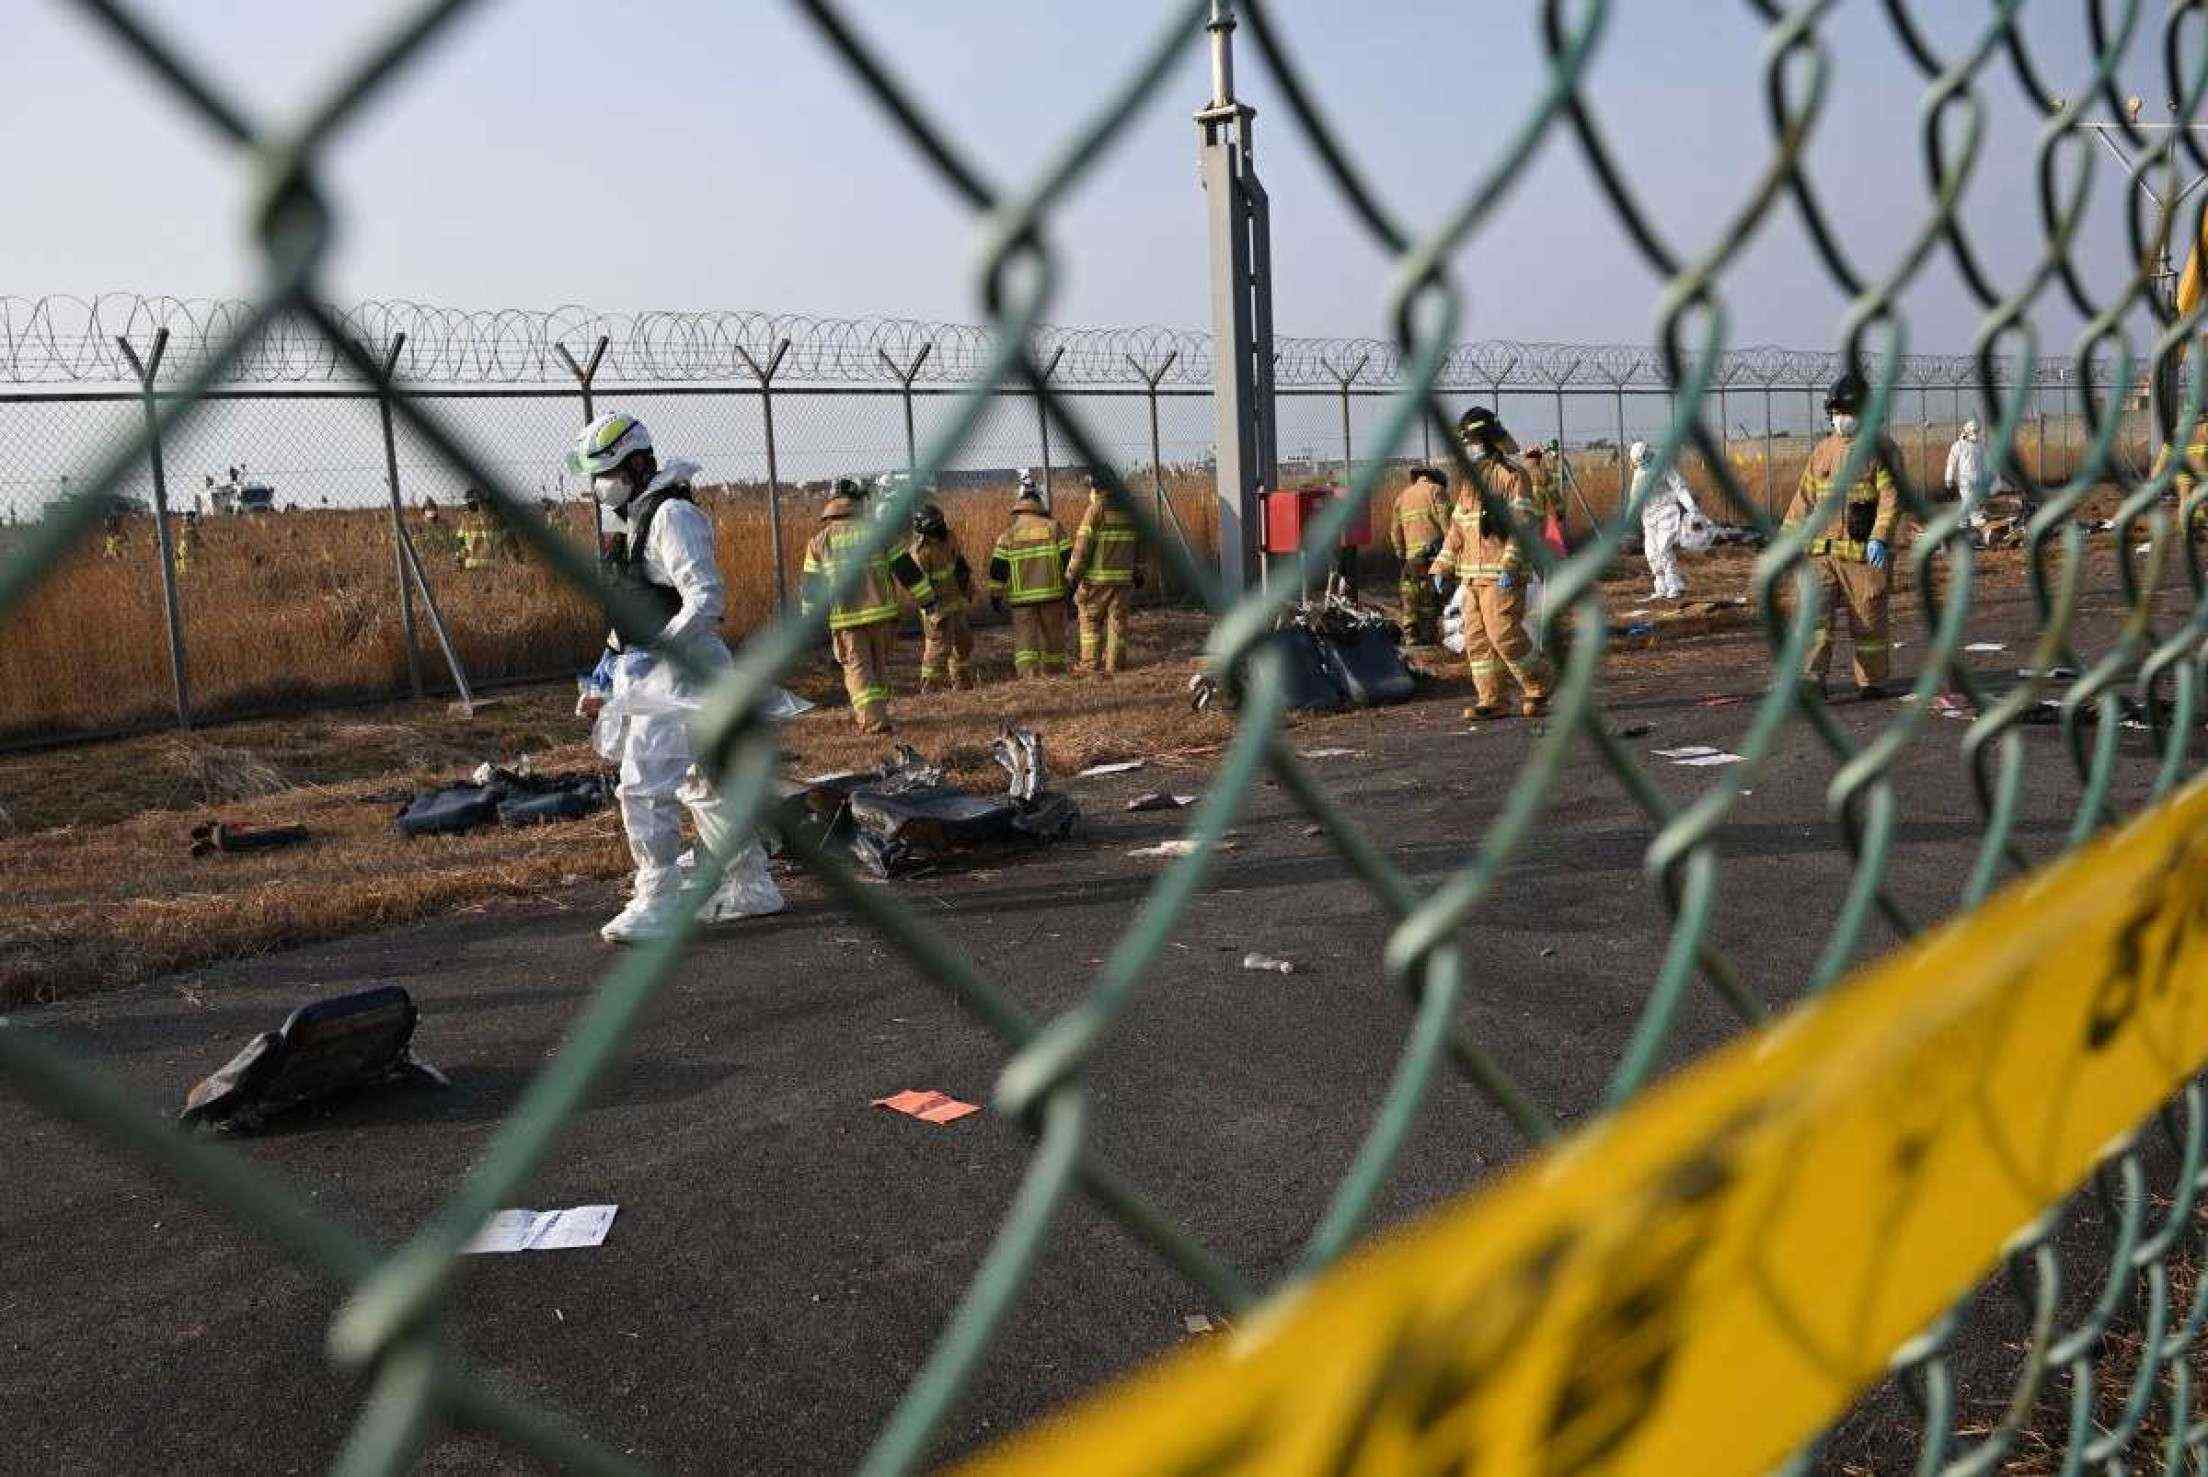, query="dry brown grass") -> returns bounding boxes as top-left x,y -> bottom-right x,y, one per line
0,608 -> 1241,1007
0,474 -> 1223,742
